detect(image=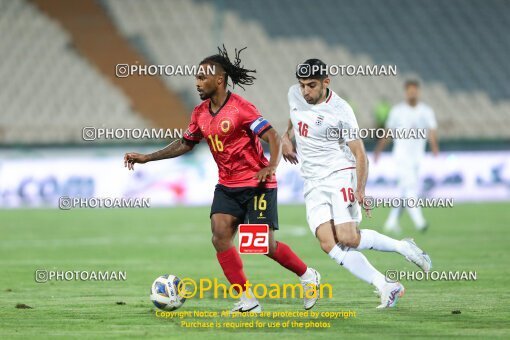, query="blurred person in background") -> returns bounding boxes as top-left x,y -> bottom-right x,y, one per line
374,80 -> 439,234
